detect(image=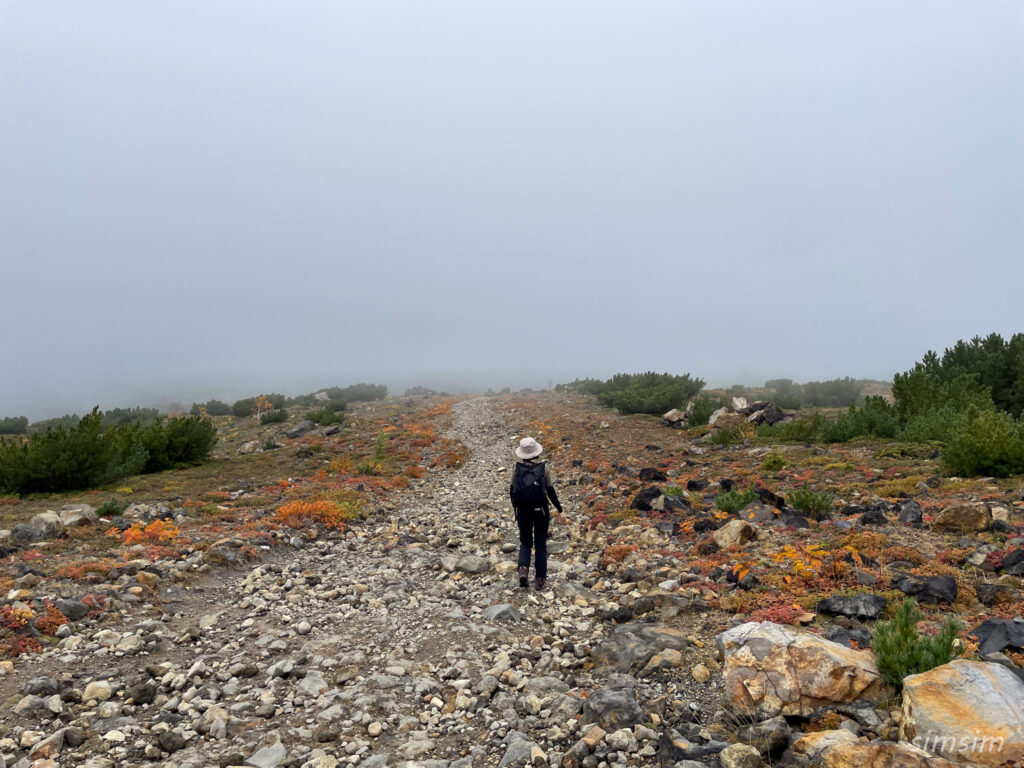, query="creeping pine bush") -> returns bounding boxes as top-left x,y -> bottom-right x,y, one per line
308,399 -> 347,426
563,372 -> 705,415
871,598 -> 962,688
259,410 -> 288,425
190,399 -> 231,416
941,408 -> 1024,477
787,484 -> 834,520
687,395 -> 724,427
0,408 -> 217,495
0,416 -> 28,435
715,486 -> 758,513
